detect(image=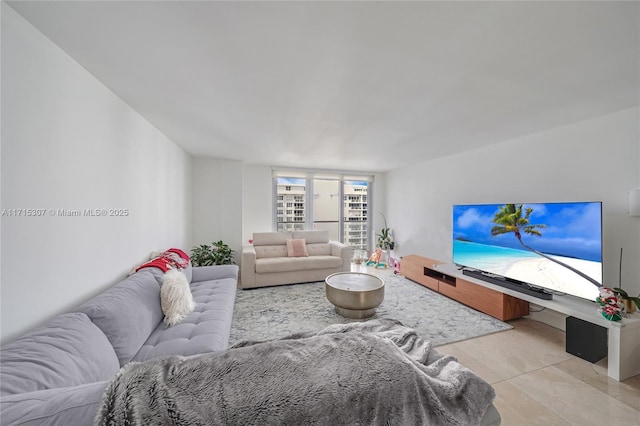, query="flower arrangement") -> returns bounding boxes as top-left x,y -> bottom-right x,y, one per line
596,288 -> 623,322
